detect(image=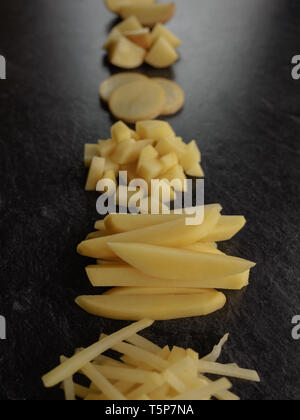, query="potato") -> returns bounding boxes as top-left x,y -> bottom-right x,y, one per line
99,73 -> 148,102
114,15 -> 143,32
160,164 -> 186,192
106,0 -> 156,14
149,179 -> 176,203
201,216 -> 246,242
185,163 -> 205,178
119,3 -> 176,27
85,157 -> 105,191
138,196 -> 169,214
145,37 -> 179,68
119,163 -> 138,182
109,242 -> 256,281
111,121 -> 131,143
109,36 -> 146,69
104,287 -> 209,296
77,205 -> 221,259
84,144 -> 100,168
104,158 -> 119,176
137,157 -> 163,182
180,140 -> 201,168
160,152 -> 179,174
86,264 -> 250,290
109,80 -> 166,123
103,170 -> 117,189
136,120 -> 175,141
94,220 -> 106,232
137,145 -> 159,173
155,136 -> 185,158
116,186 -> 146,207
103,28 -> 122,51
85,231 -> 107,240
124,28 -> 152,49
98,139 -> 116,157
111,138 -> 154,165
150,23 -> 182,47
153,78 -> 184,115
183,242 -> 224,255
75,291 -> 226,321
